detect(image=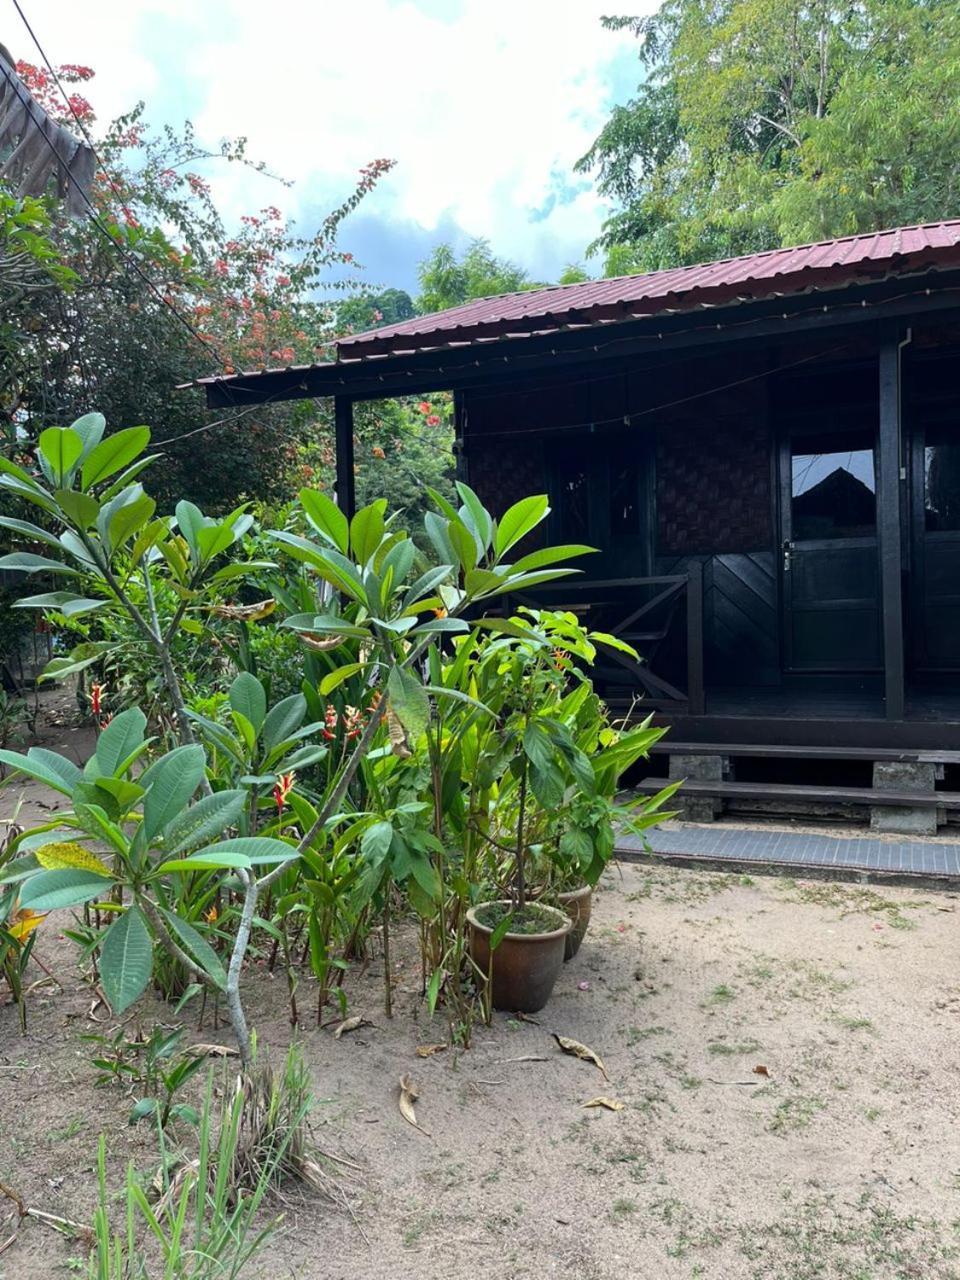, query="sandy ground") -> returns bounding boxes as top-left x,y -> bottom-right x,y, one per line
1,860 -> 960,1278
3,694 -> 960,1278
